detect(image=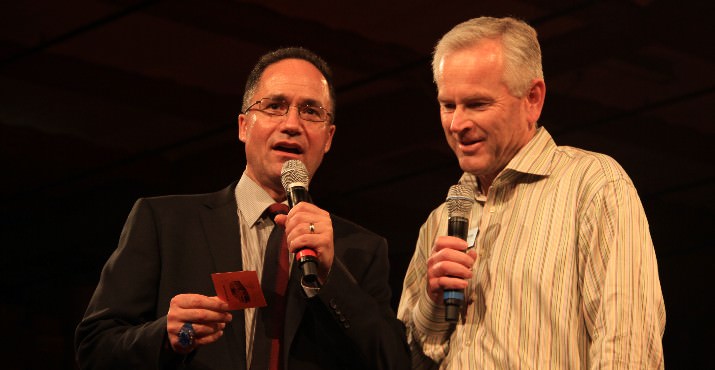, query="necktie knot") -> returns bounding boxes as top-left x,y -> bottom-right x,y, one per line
266,203 -> 289,223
